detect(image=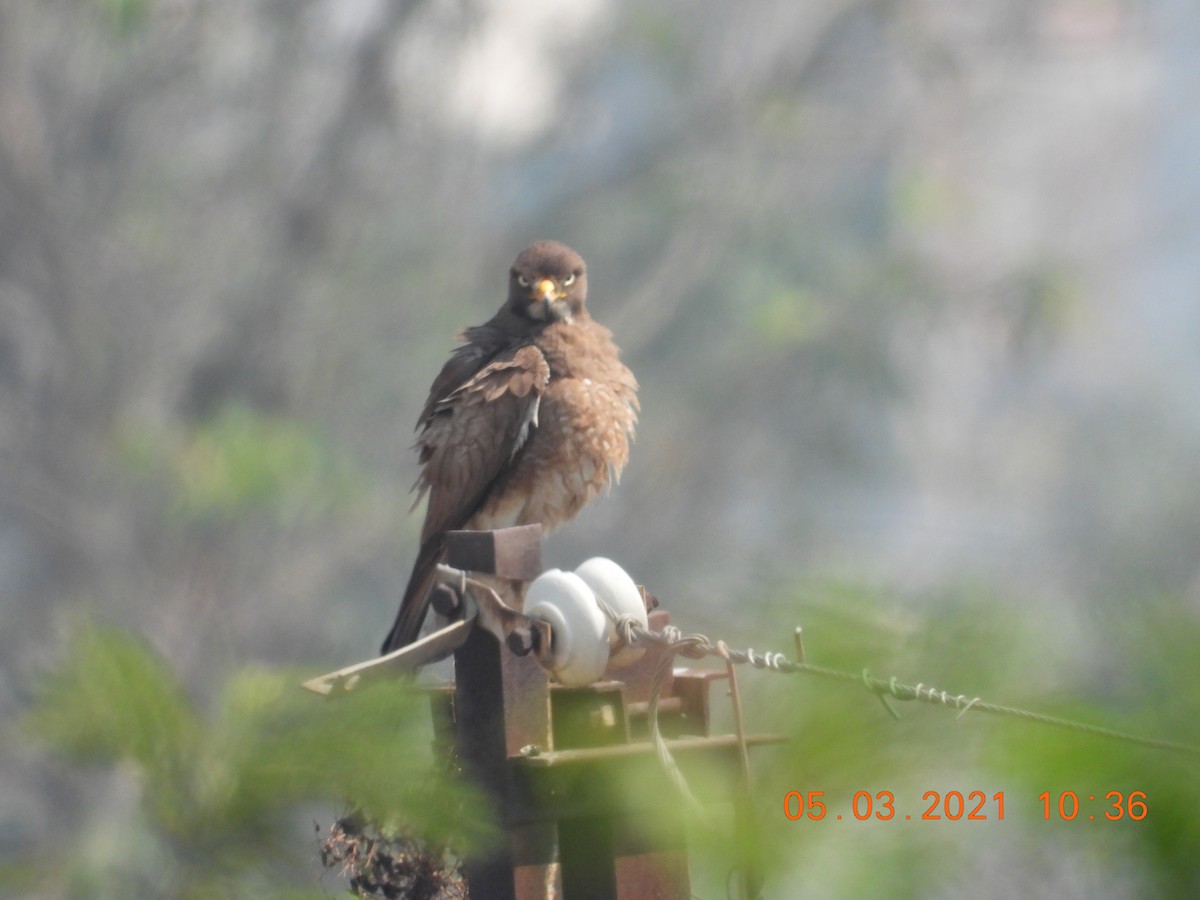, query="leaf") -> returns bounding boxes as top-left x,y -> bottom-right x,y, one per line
22,623 -> 493,894
24,624 -> 199,774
